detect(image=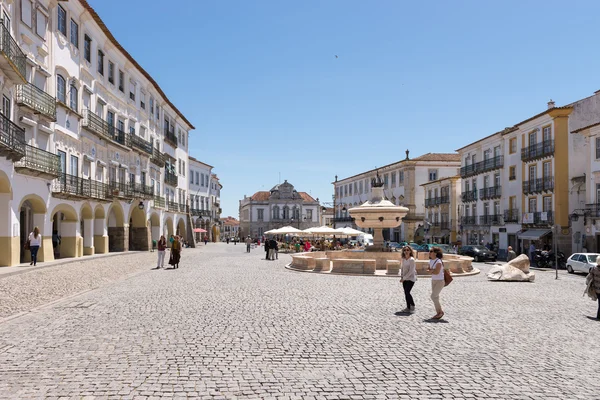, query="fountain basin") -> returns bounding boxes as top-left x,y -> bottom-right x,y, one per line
287,250 -> 479,277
